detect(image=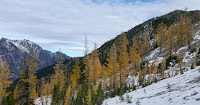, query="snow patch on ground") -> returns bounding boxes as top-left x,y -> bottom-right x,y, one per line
35,95 -> 51,105
103,67 -> 200,105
